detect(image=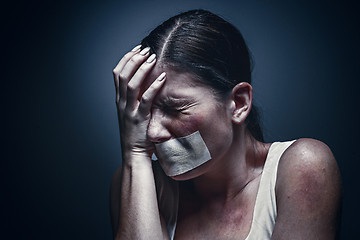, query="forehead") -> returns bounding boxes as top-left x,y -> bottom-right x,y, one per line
143,65 -> 209,99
